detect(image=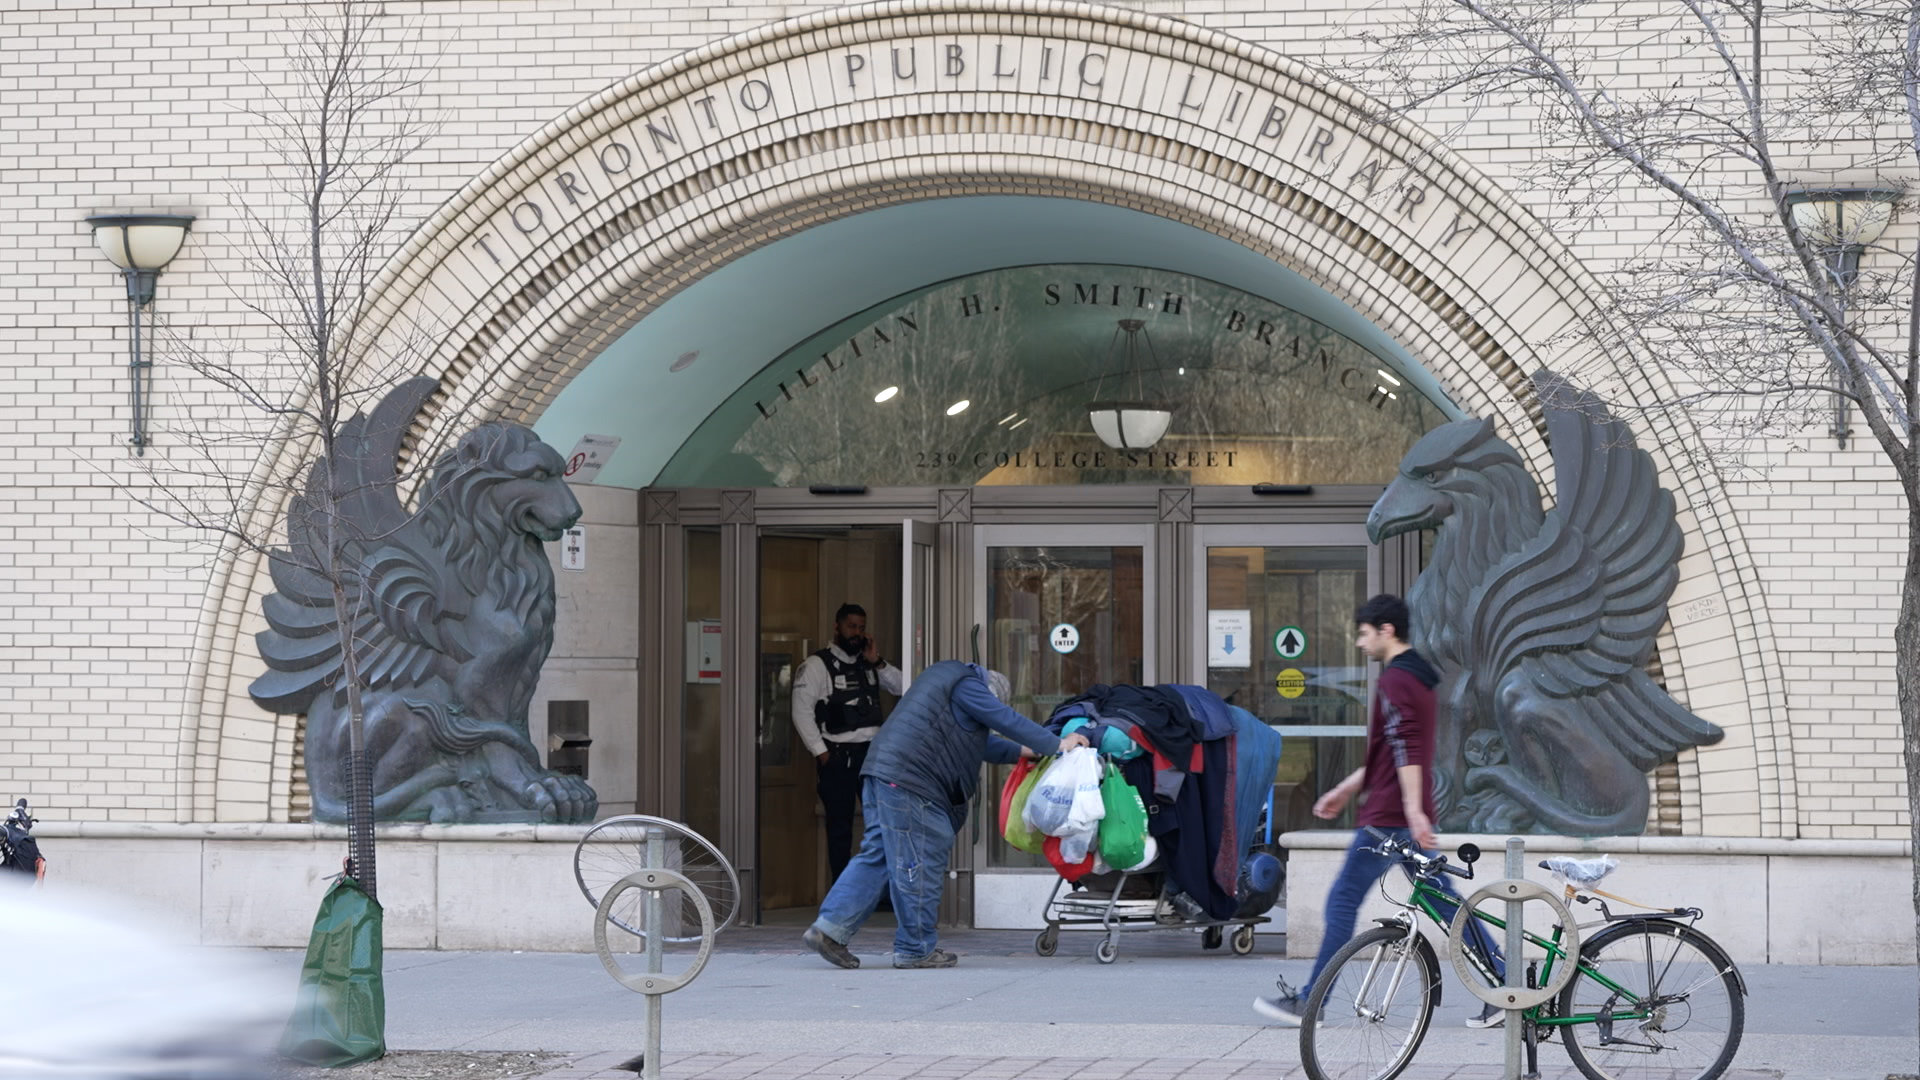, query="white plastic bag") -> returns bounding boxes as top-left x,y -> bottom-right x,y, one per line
1024,746 -> 1105,837
1542,854 -> 1618,888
